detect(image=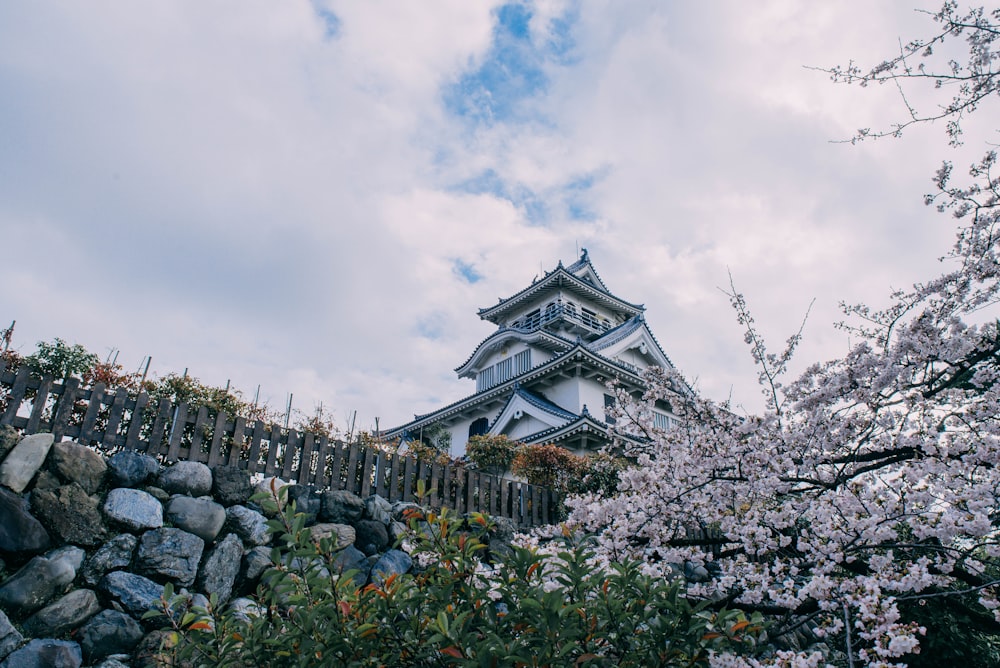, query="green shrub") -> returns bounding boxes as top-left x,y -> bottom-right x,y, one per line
465,434 -> 522,476
150,487 -> 764,667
